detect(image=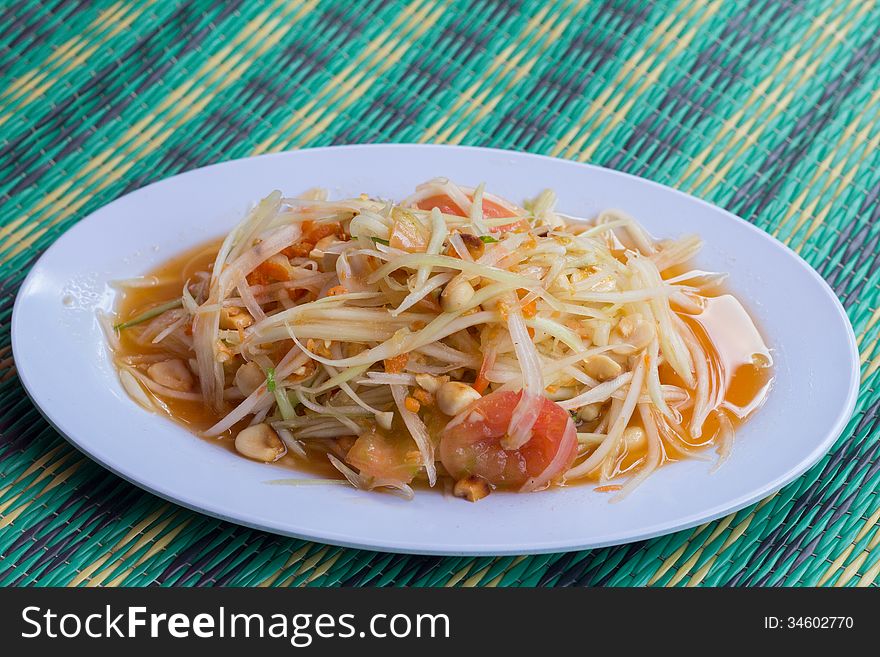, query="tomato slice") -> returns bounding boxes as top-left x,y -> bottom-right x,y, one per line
280,220 -> 343,260
302,220 -> 342,243
480,197 -> 513,218
488,218 -> 530,233
416,194 -> 464,216
439,391 -> 577,490
346,429 -> 421,484
415,194 -> 515,219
